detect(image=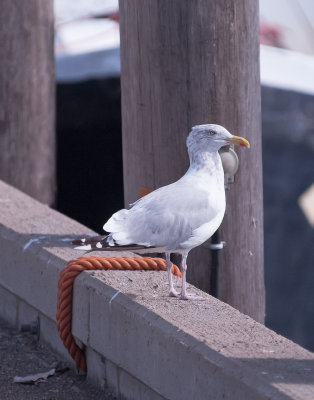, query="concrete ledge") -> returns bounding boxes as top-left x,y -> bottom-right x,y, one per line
1,179 -> 314,400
